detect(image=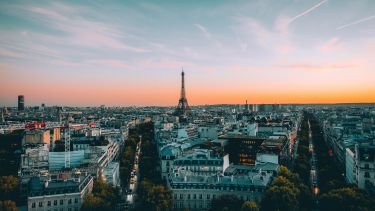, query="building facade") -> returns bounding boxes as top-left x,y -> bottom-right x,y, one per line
27,174 -> 93,211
